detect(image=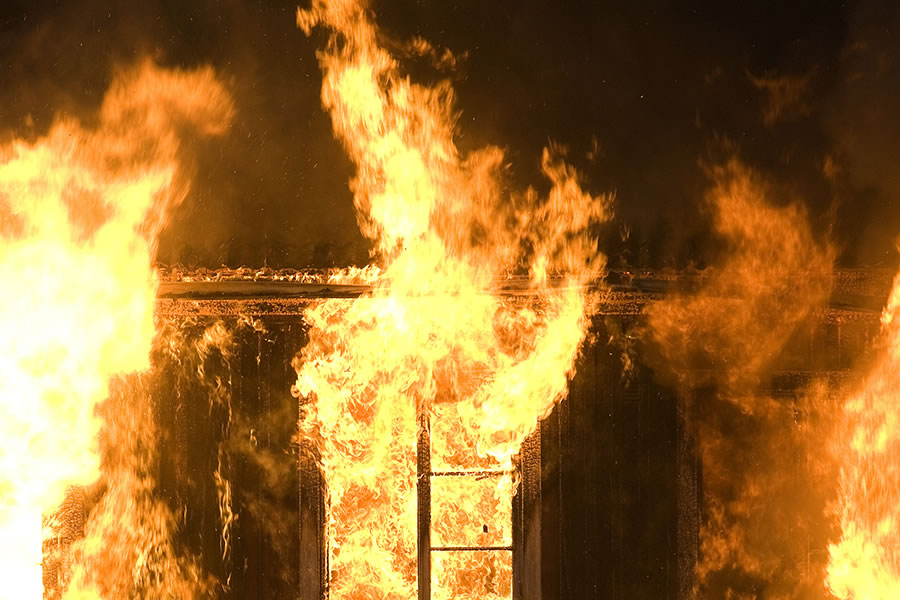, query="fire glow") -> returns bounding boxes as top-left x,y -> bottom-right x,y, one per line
0,2 -> 898,599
